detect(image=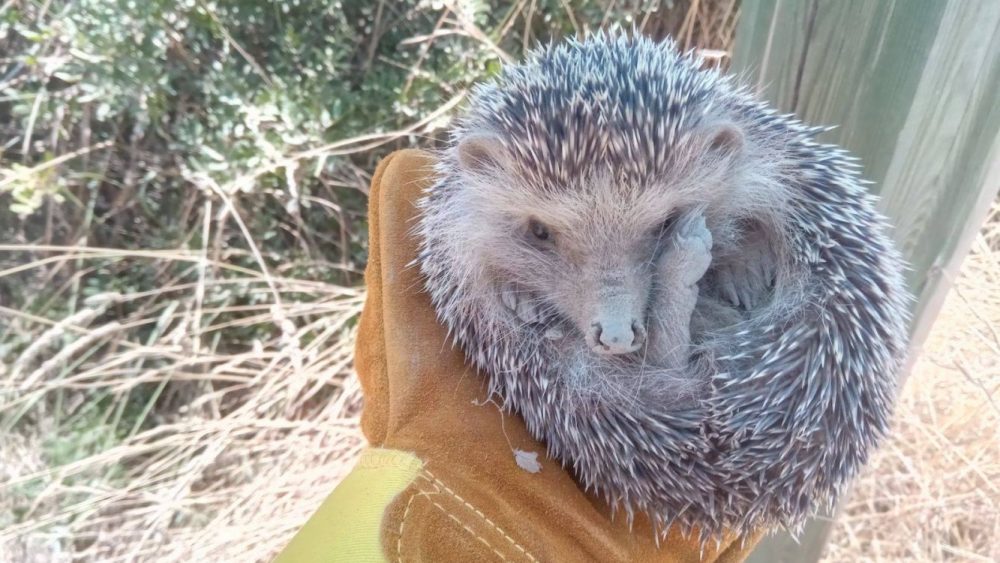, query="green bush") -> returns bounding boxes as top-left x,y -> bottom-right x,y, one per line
2,0 -> 738,306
